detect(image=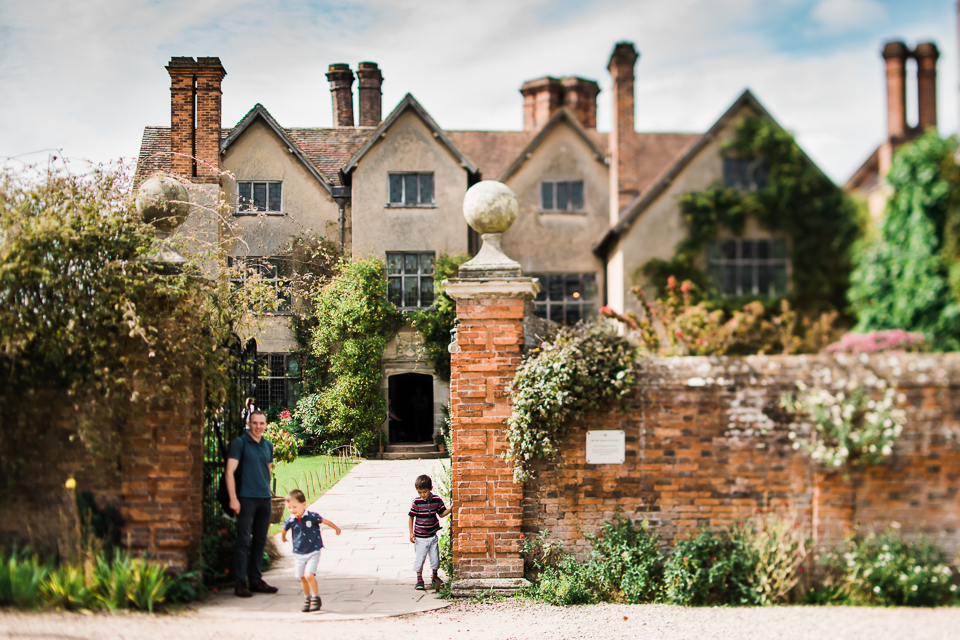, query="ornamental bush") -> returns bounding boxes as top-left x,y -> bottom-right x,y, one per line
504,323 -> 635,482
780,382 -> 906,469
849,131 -> 960,351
